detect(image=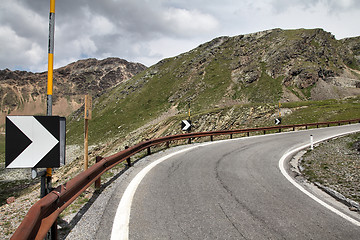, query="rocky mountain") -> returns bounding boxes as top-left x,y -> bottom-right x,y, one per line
65,28 -> 360,148
0,58 -> 147,128
153,28 -> 360,107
